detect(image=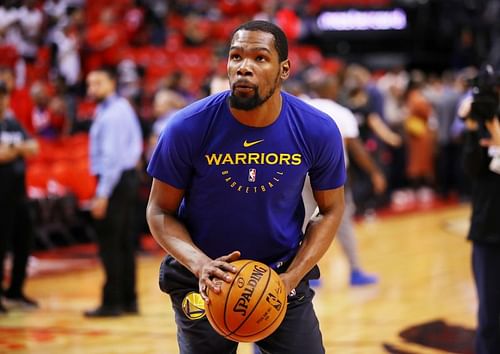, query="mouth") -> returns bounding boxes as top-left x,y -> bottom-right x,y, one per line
233,81 -> 256,94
